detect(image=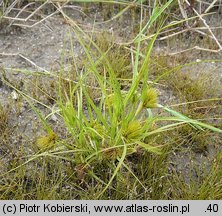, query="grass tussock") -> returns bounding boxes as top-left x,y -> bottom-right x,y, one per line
0,103 -> 9,135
